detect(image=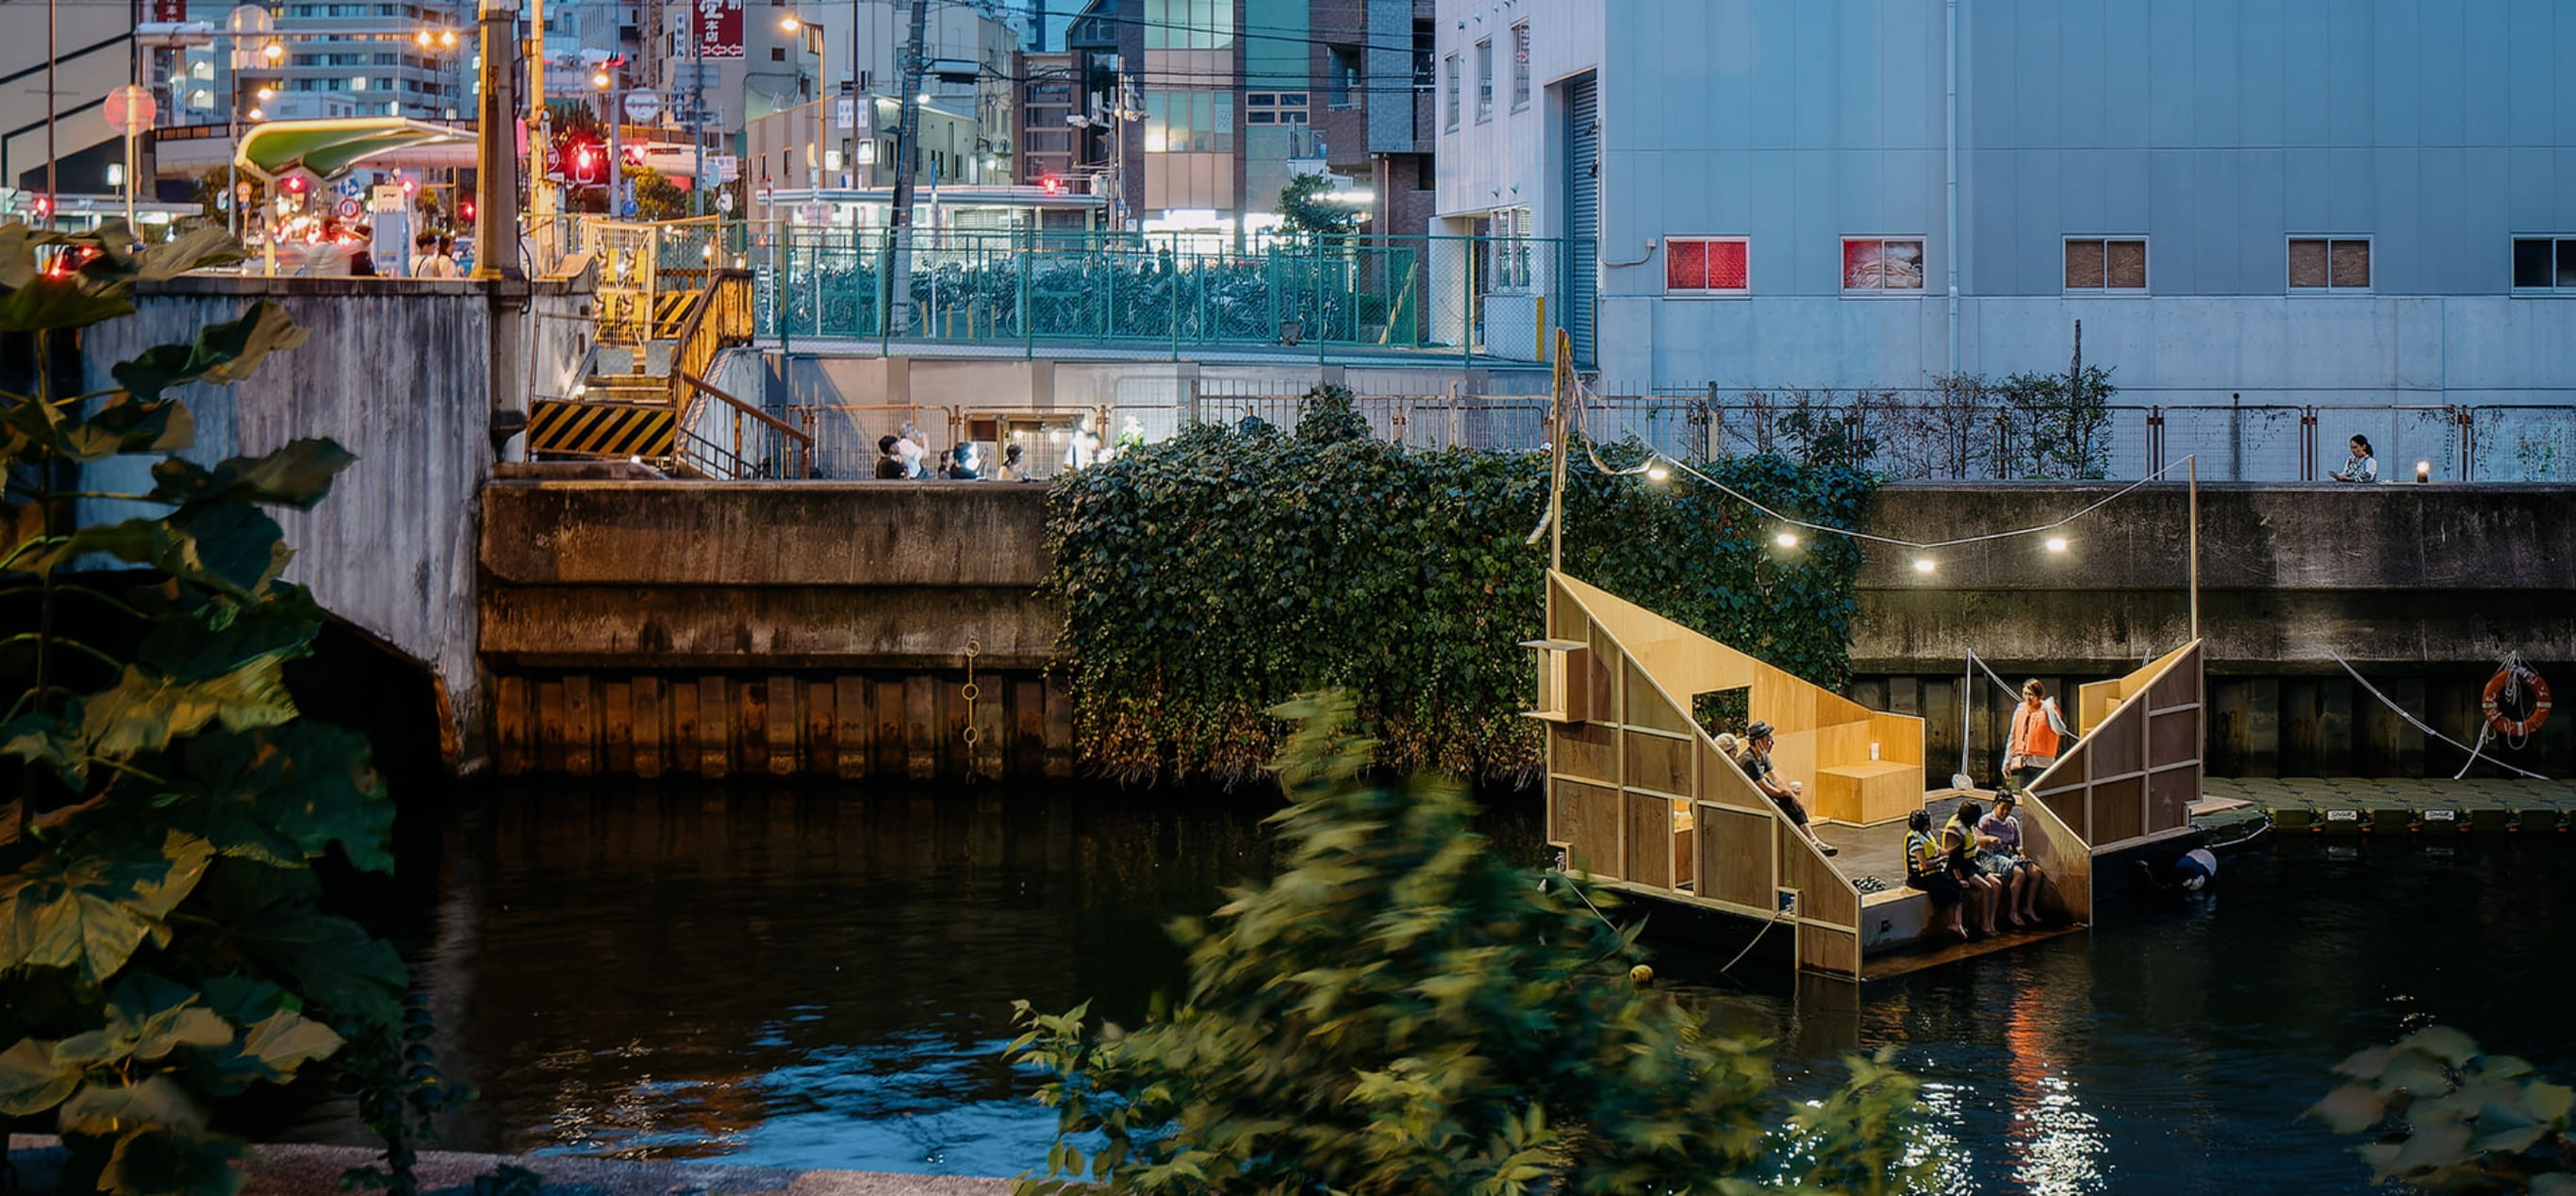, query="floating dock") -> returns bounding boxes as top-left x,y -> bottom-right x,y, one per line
2204,777 -> 2575,836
